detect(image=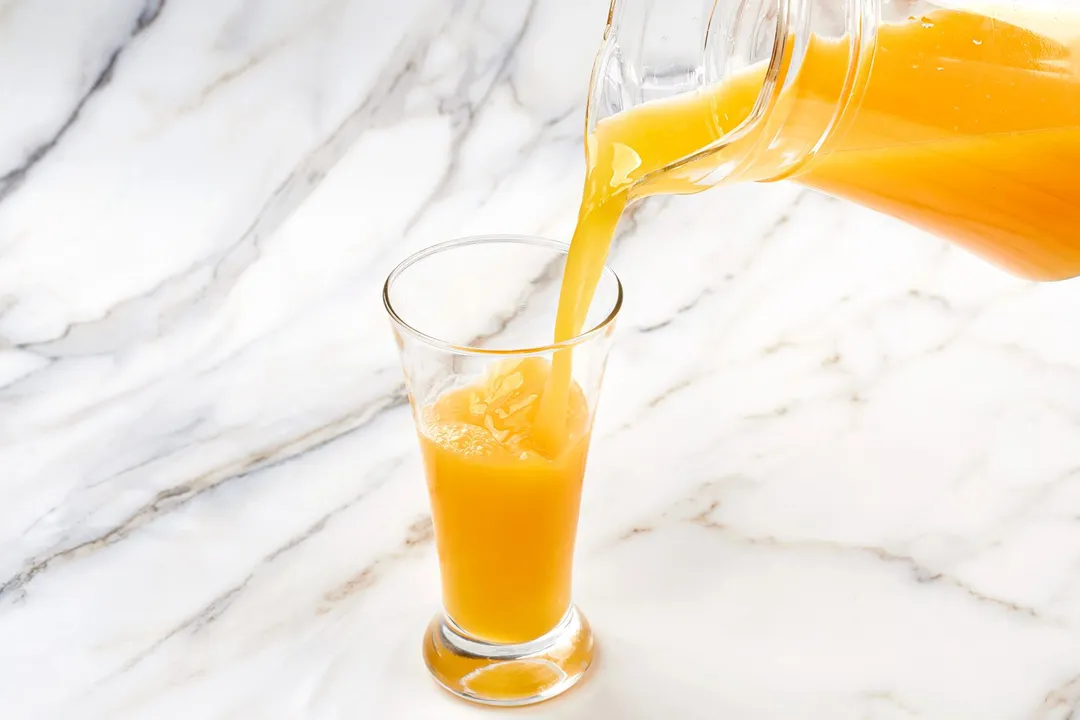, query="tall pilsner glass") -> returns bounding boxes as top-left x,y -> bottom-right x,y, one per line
383,235 -> 622,706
